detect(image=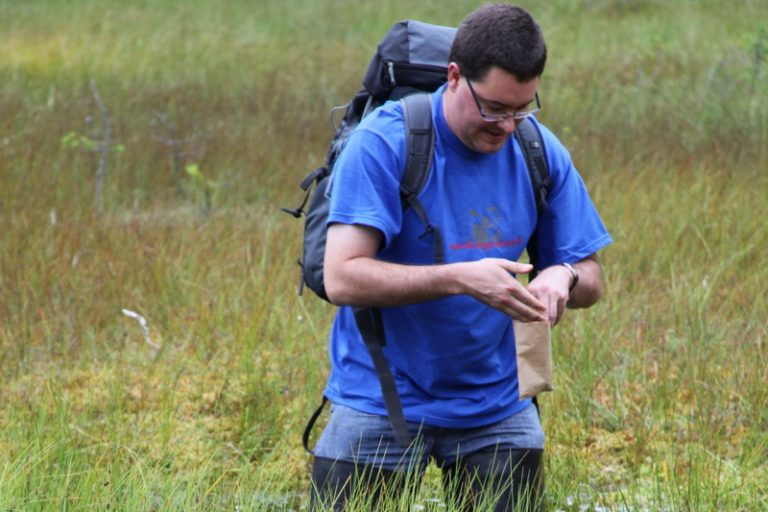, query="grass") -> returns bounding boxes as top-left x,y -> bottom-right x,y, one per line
1,0 -> 767,509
